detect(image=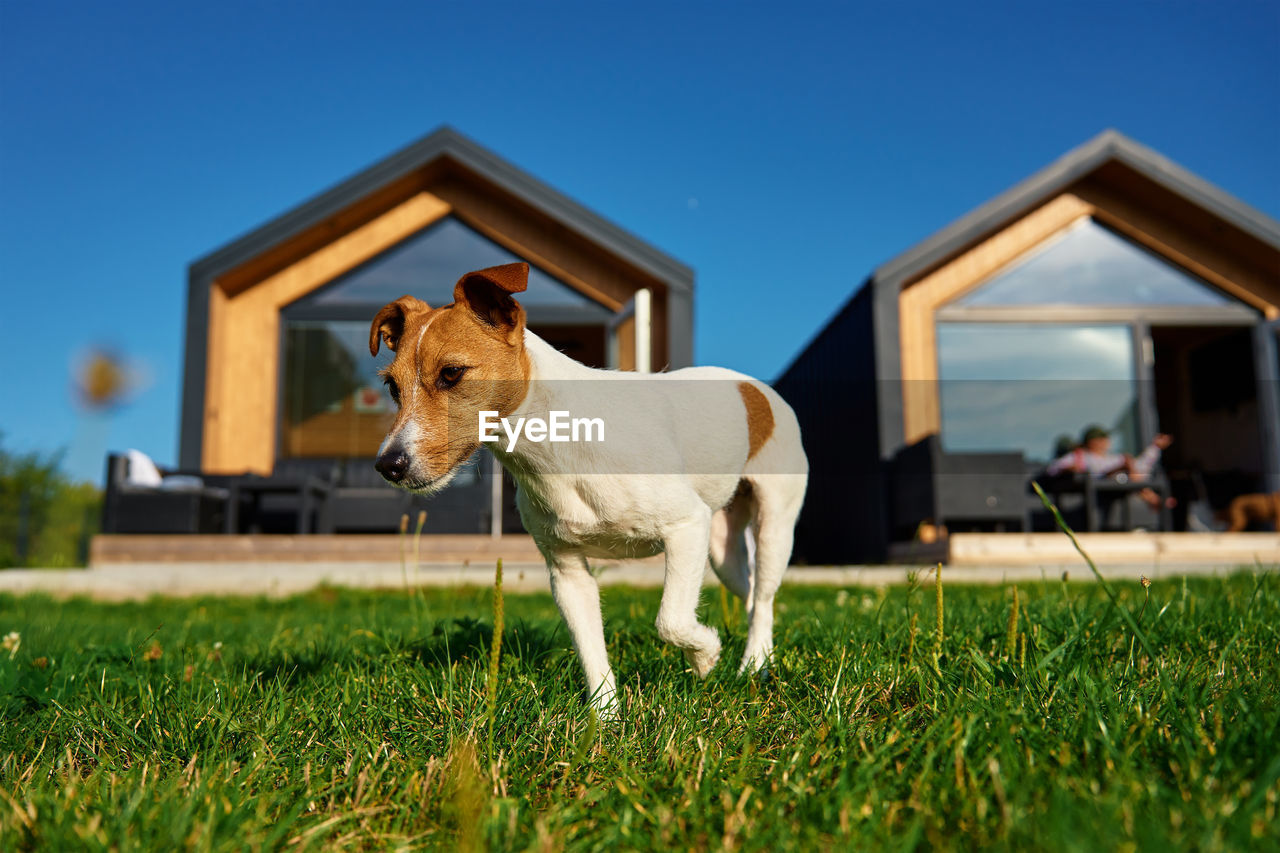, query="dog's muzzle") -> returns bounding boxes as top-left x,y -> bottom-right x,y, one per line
375,449 -> 411,483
